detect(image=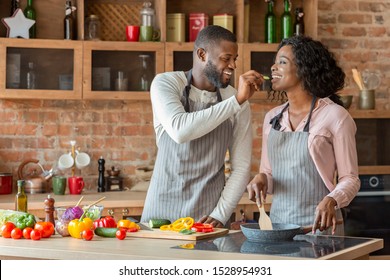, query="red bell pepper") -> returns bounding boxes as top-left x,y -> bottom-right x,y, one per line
191,223 -> 214,233
92,216 -> 117,229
